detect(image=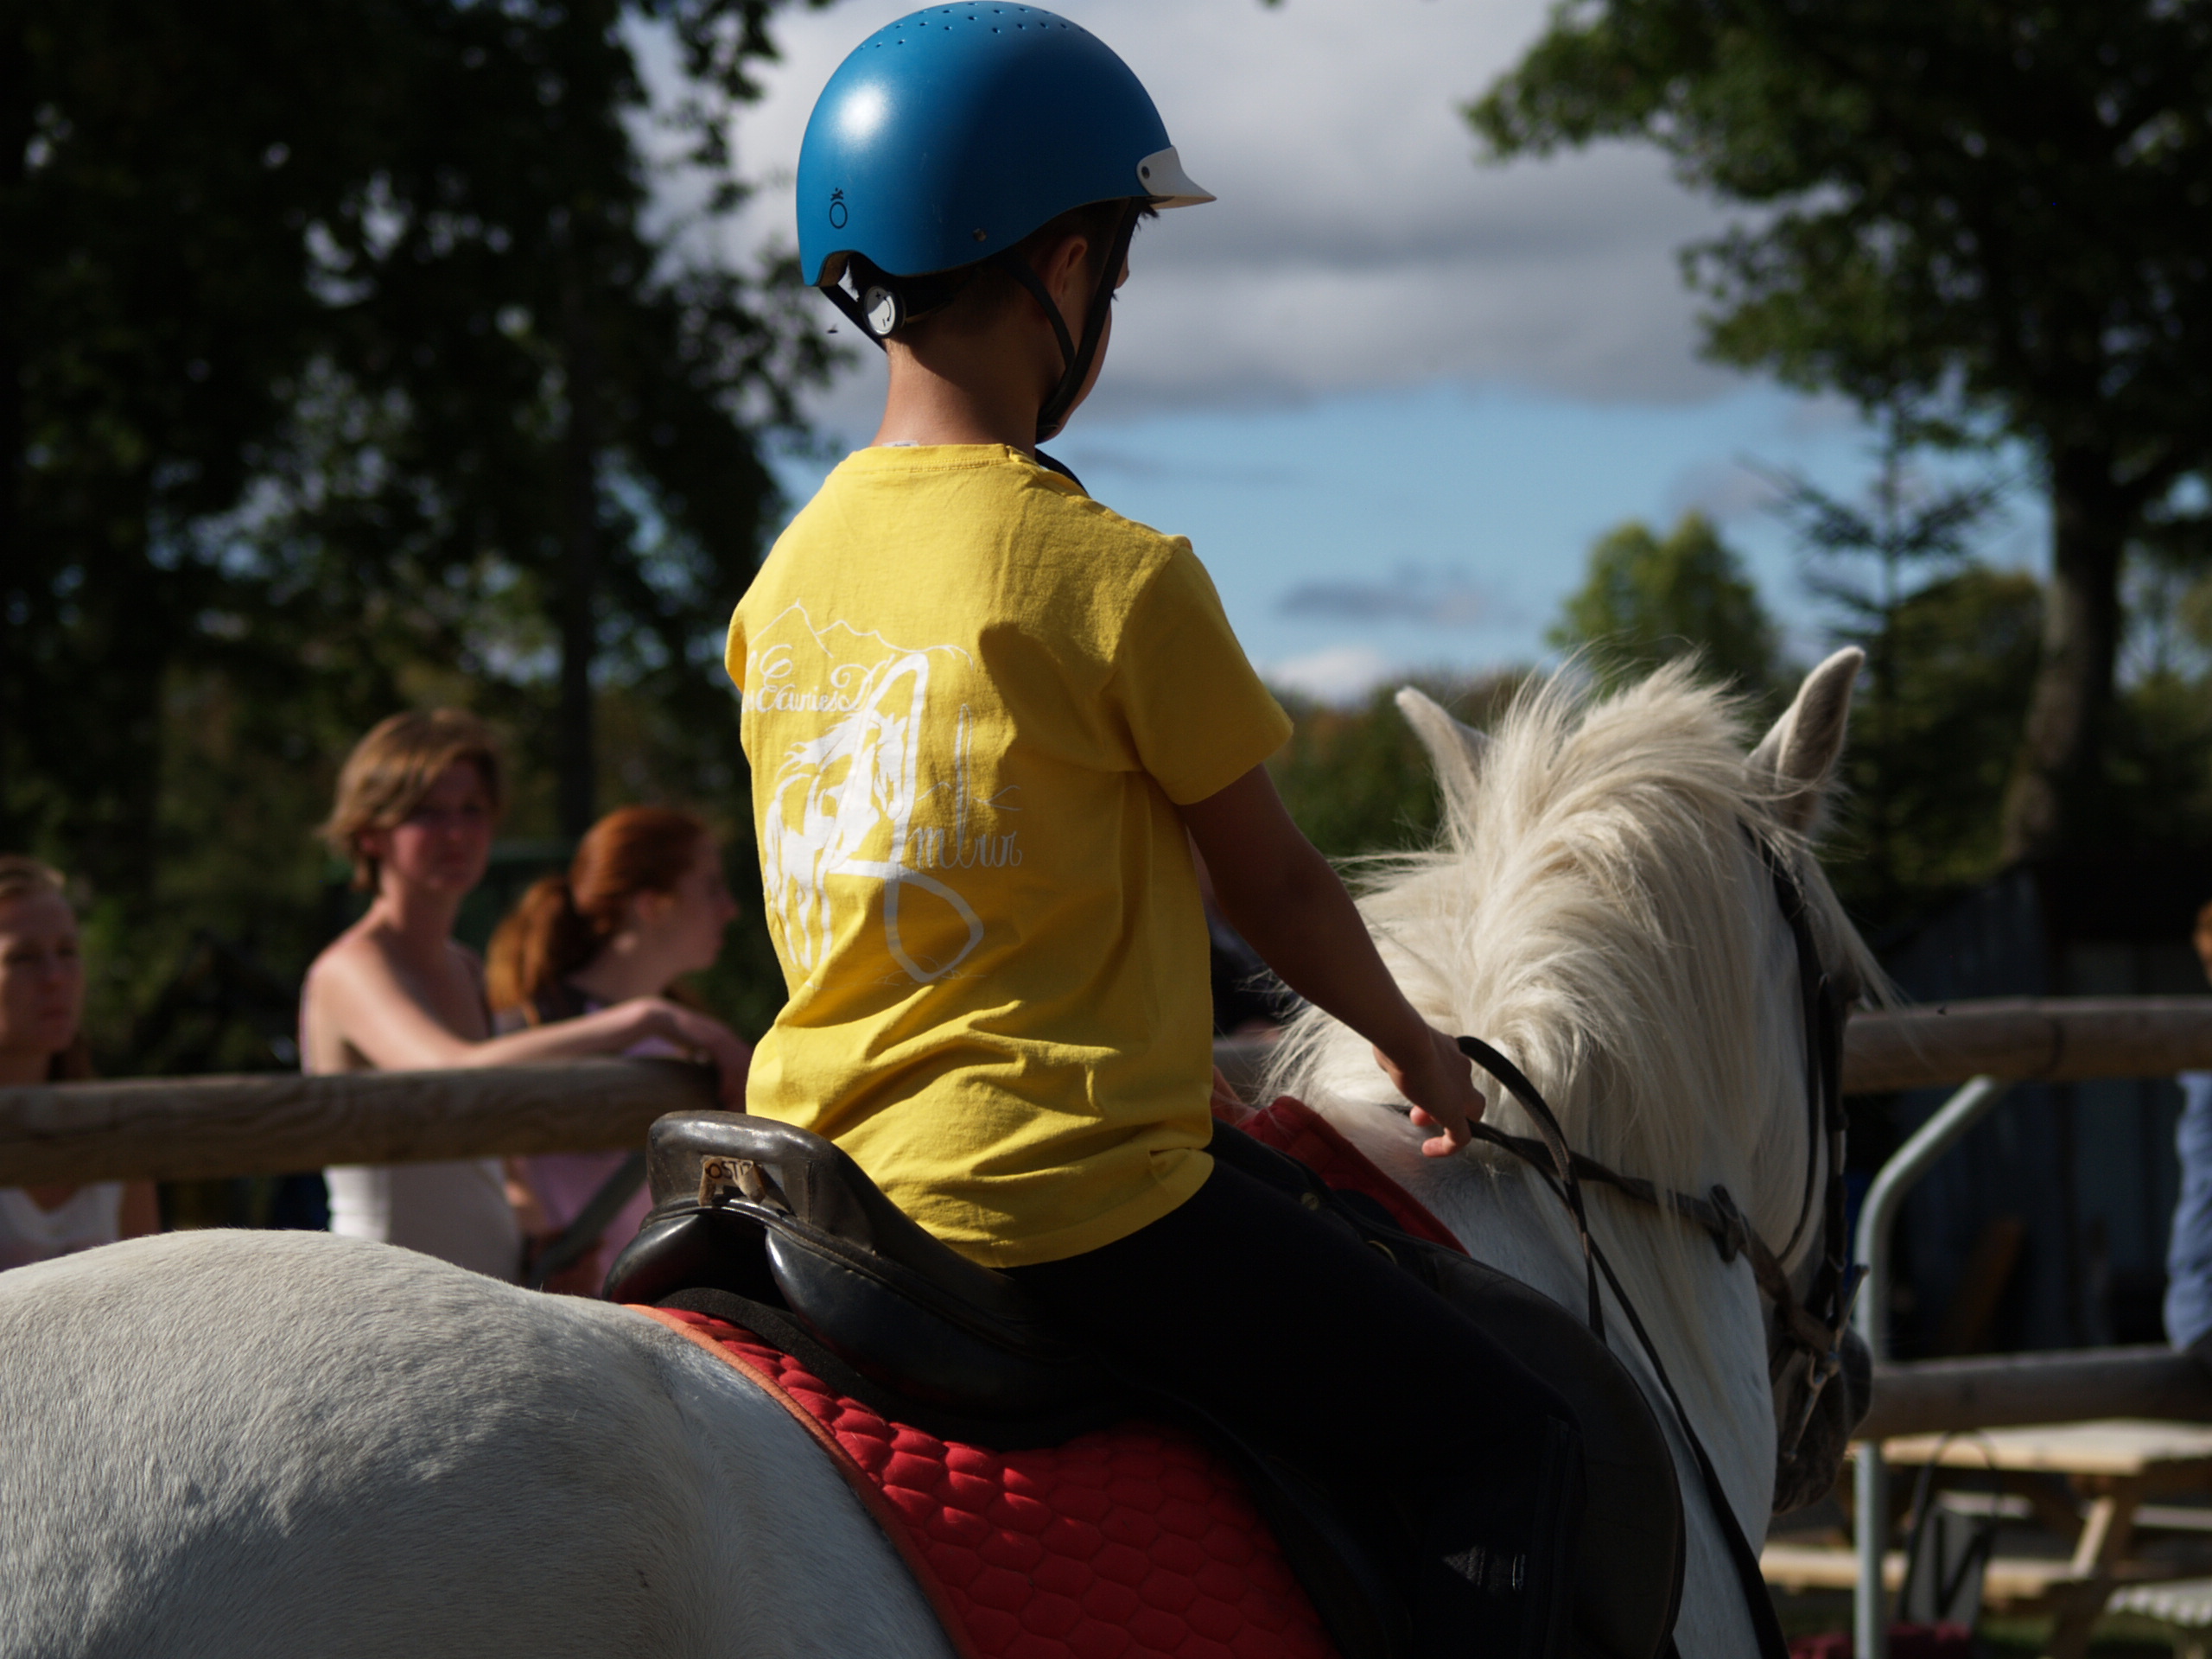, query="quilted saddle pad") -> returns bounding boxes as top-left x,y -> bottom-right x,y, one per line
637,1305 -> 1338,1659
627,1094 -> 1459,1659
